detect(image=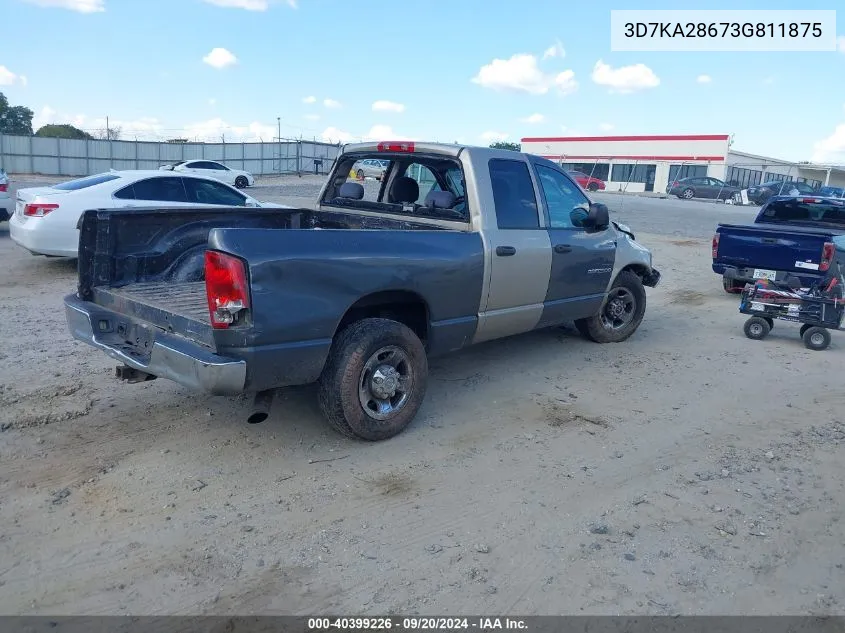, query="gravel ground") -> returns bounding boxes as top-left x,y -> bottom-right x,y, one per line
0,175 -> 843,616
